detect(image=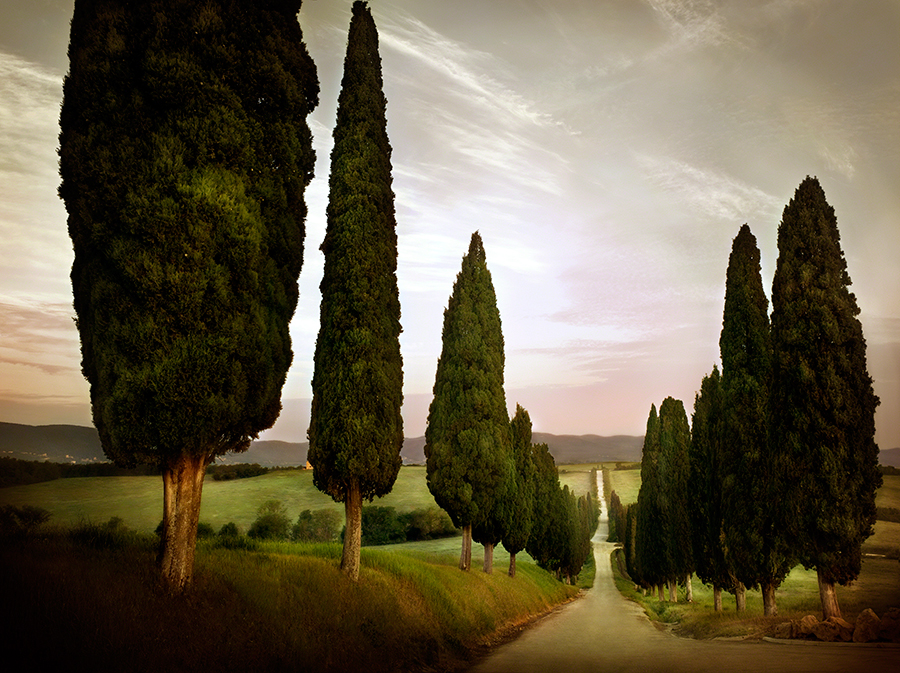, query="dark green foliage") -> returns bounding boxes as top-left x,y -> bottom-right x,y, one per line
308,0 -> 403,505
292,509 -> 342,543
425,232 -> 511,531
155,518 -> 213,538
607,489 -> 624,543
623,502 -> 638,580
500,405 -> 536,557
0,457 -> 160,487
0,505 -> 51,537
770,176 -> 881,585
218,522 -> 241,538
59,0 -> 319,468
360,506 -> 407,545
247,500 -> 291,541
522,443 -> 595,581
214,522 -> 258,550
70,517 -> 151,550
399,507 -> 457,542
525,443 -> 564,569
689,367 -> 733,592
196,523 -> 215,540
359,506 -> 457,546
207,463 -> 270,481
658,397 -> 692,583
635,404 -> 665,588
719,224 -> 791,594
